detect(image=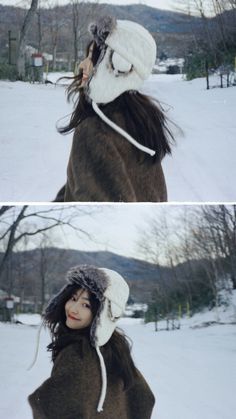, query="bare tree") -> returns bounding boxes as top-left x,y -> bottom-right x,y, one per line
0,205 -> 94,283
137,205 -> 236,324
17,0 -> 39,79
199,205 -> 236,289
181,205 -> 236,319
137,210 -> 185,329
173,0 -> 236,71
188,209 -> 224,319
36,232 -> 67,312
36,2 -> 43,52
14,234 -> 31,311
38,233 -> 51,312
71,0 -> 100,68
47,1 -> 61,70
